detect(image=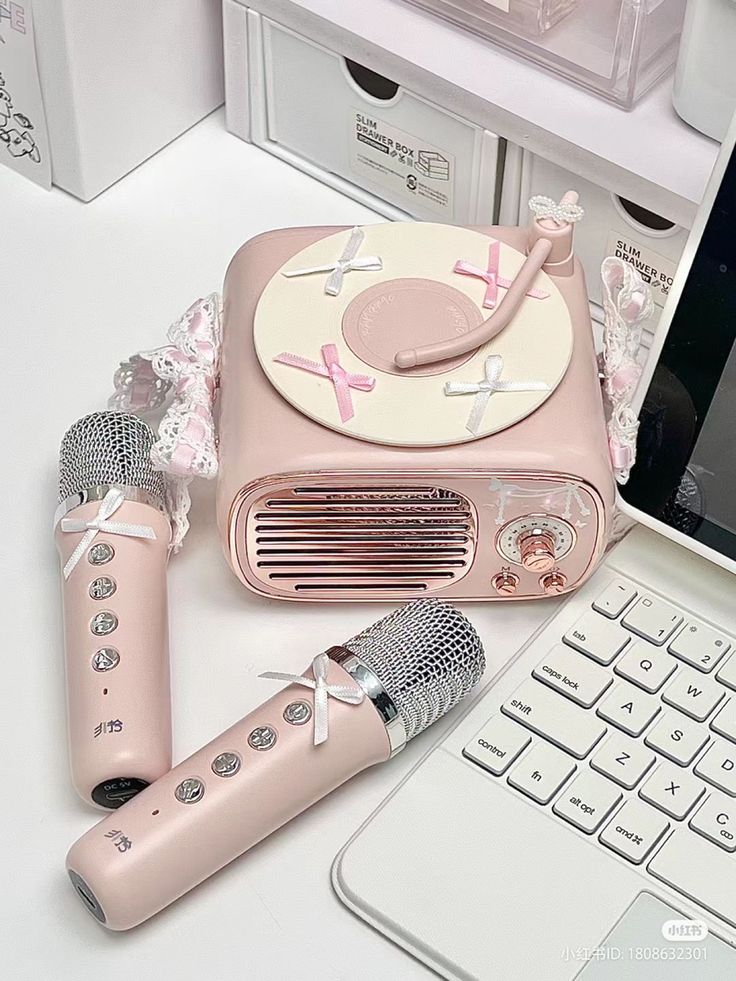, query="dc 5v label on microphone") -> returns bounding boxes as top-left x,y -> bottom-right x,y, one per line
349,109 -> 455,217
